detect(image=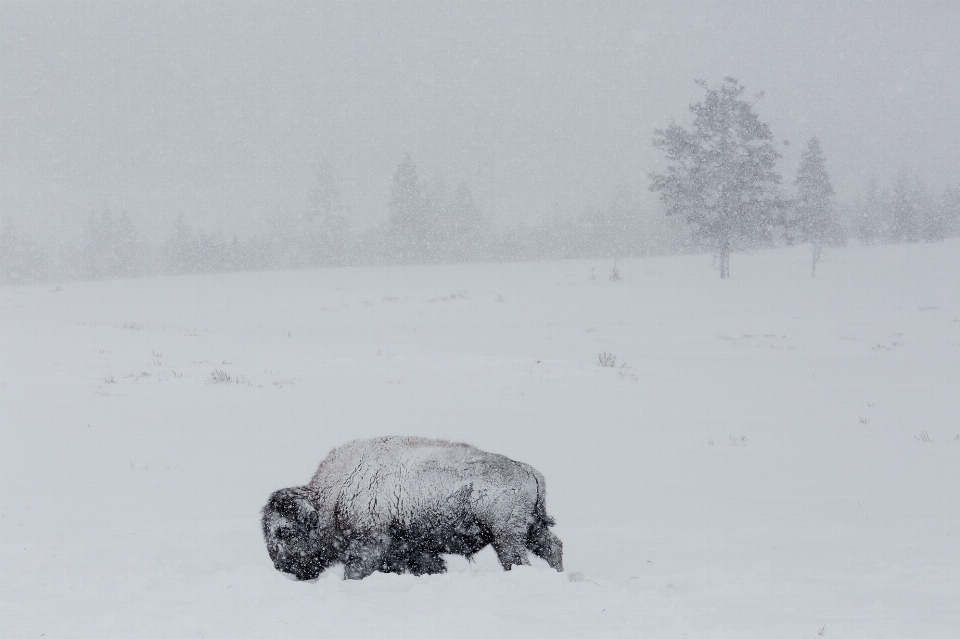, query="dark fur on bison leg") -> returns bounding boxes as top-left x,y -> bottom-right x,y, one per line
378,554 -> 407,575
527,522 -> 563,572
342,541 -> 386,580
492,533 -> 530,571
406,551 -> 446,576
380,538 -> 446,576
